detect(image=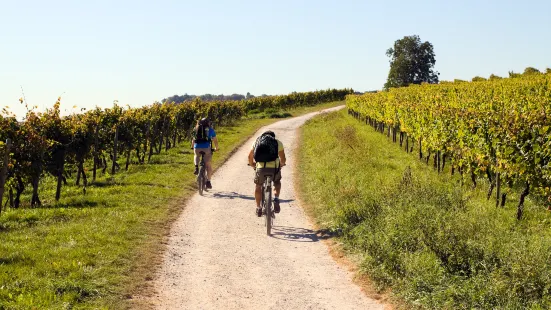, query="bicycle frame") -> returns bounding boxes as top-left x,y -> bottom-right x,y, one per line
261,173 -> 276,236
